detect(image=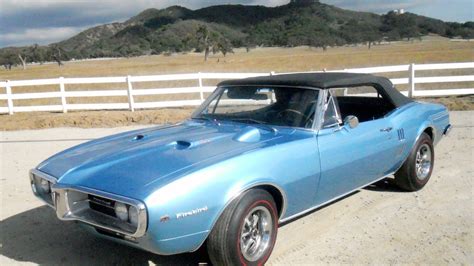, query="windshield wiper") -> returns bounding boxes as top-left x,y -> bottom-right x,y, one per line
228,118 -> 277,133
